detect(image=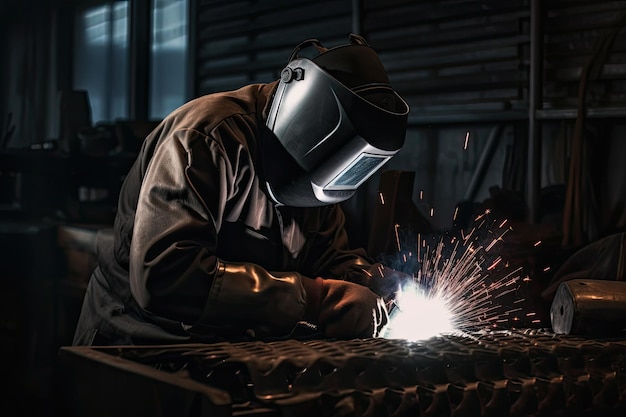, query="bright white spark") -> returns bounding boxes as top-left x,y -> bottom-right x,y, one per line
382,284 -> 455,340
381,211 -> 528,341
